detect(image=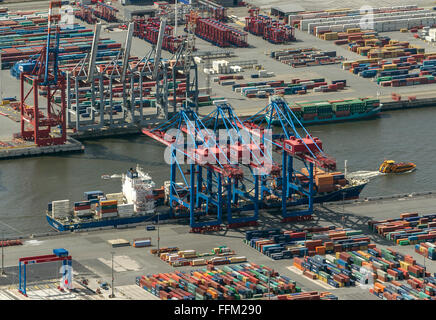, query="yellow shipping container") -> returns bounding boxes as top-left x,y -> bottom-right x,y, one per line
400,260 -> 410,270
364,39 -> 378,45
382,64 -> 397,70
324,32 -> 338,40
356,250 -> 370,259
347,28 -> 361,34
